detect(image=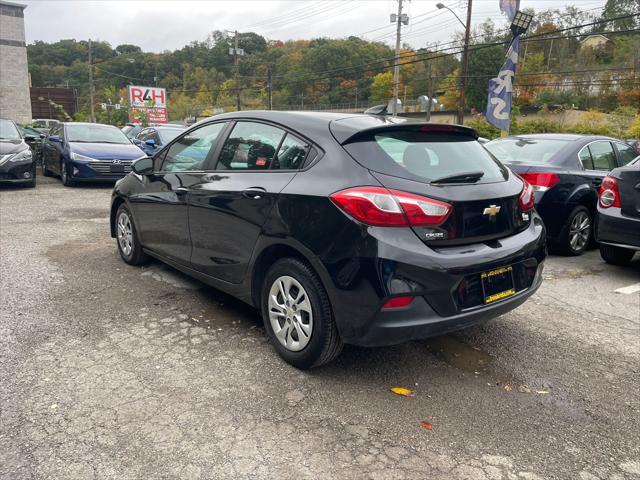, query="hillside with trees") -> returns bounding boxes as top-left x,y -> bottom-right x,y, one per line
26,1 -> 639,128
